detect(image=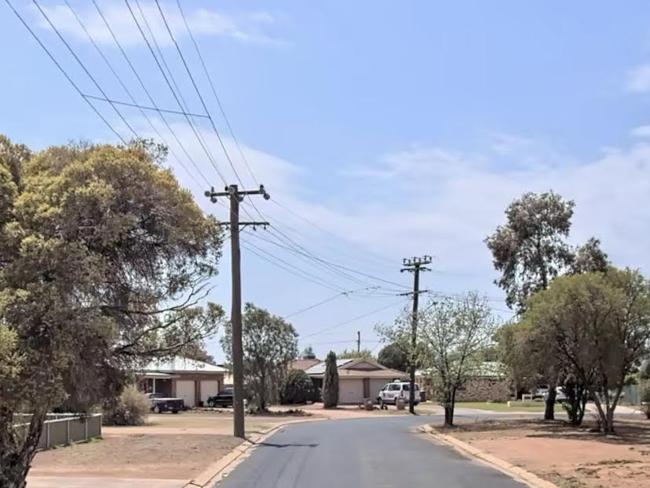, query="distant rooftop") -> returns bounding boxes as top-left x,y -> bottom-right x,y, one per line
143,356 -> 227,374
